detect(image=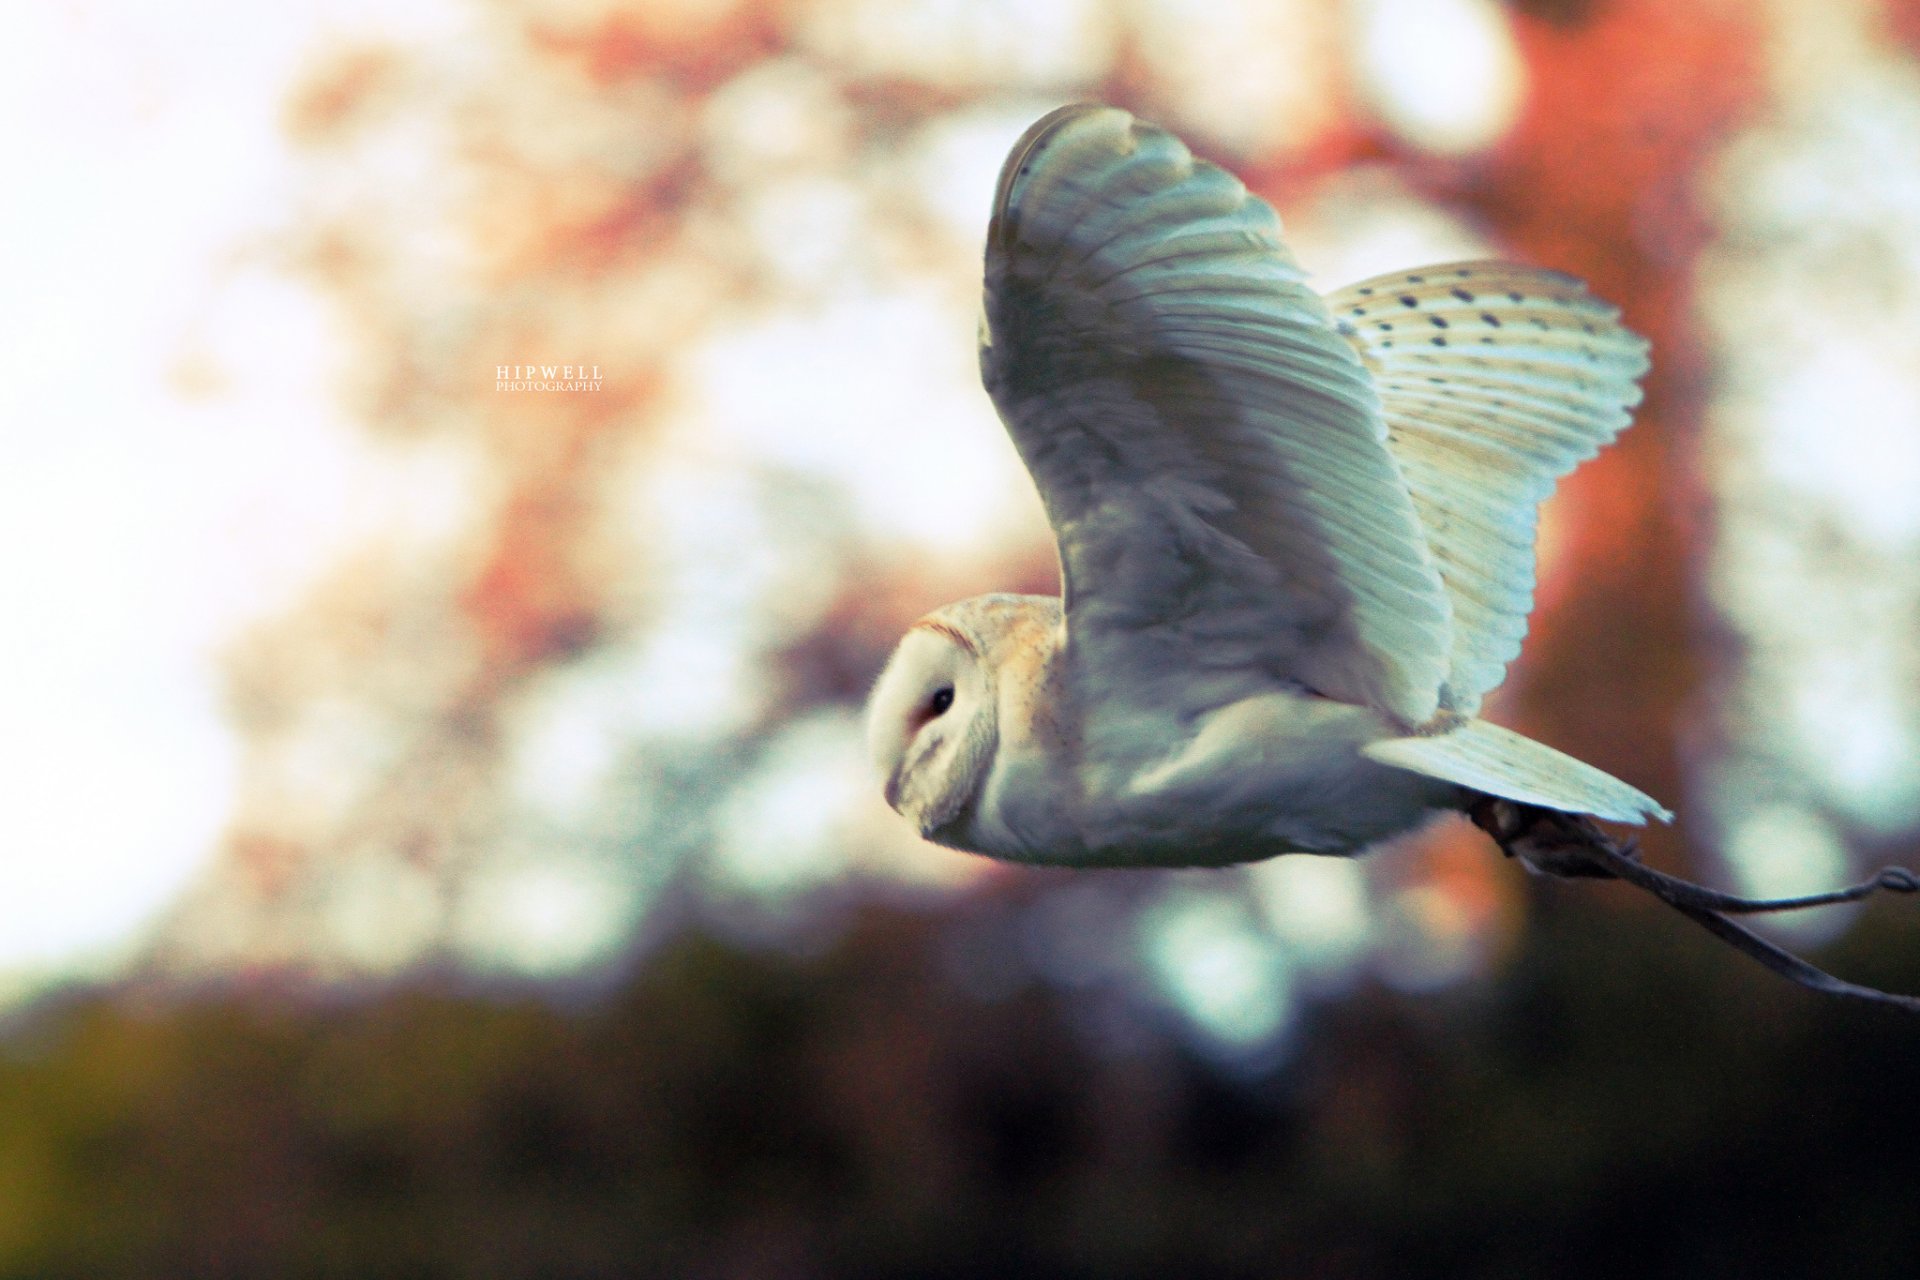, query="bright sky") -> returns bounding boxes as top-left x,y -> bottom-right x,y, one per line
0,1 -> 463,988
